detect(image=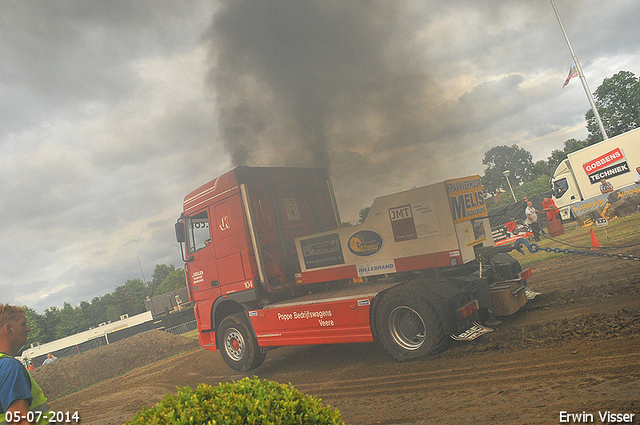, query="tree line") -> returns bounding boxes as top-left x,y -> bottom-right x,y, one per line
481,70 -> 640,208
22,264 -> 186,346
346,71 -> 640,221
